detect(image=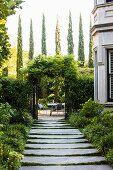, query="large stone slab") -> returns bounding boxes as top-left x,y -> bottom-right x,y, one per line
28,134 -> 84,139
25,143 -> 93,149
20,165 -> 113,170
30,129 -> 82,134
24,148 -> 98,155
34,121 -> 65,124
21,156 -> 106,164
27,138 -> 87,143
